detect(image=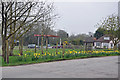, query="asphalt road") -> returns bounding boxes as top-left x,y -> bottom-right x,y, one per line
1,56 -> 119,78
